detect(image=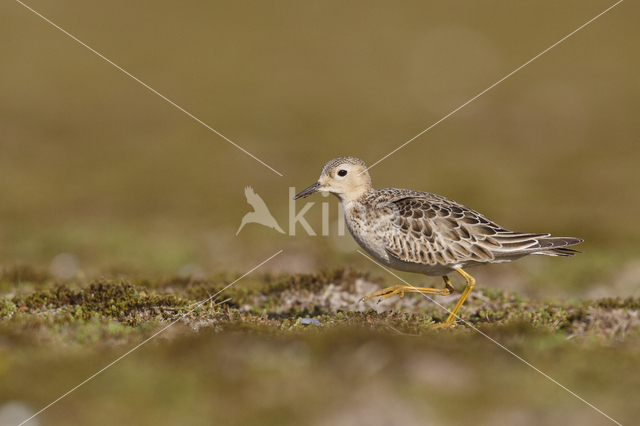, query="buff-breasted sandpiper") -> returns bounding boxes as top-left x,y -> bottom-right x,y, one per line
294,156 -> 583,328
